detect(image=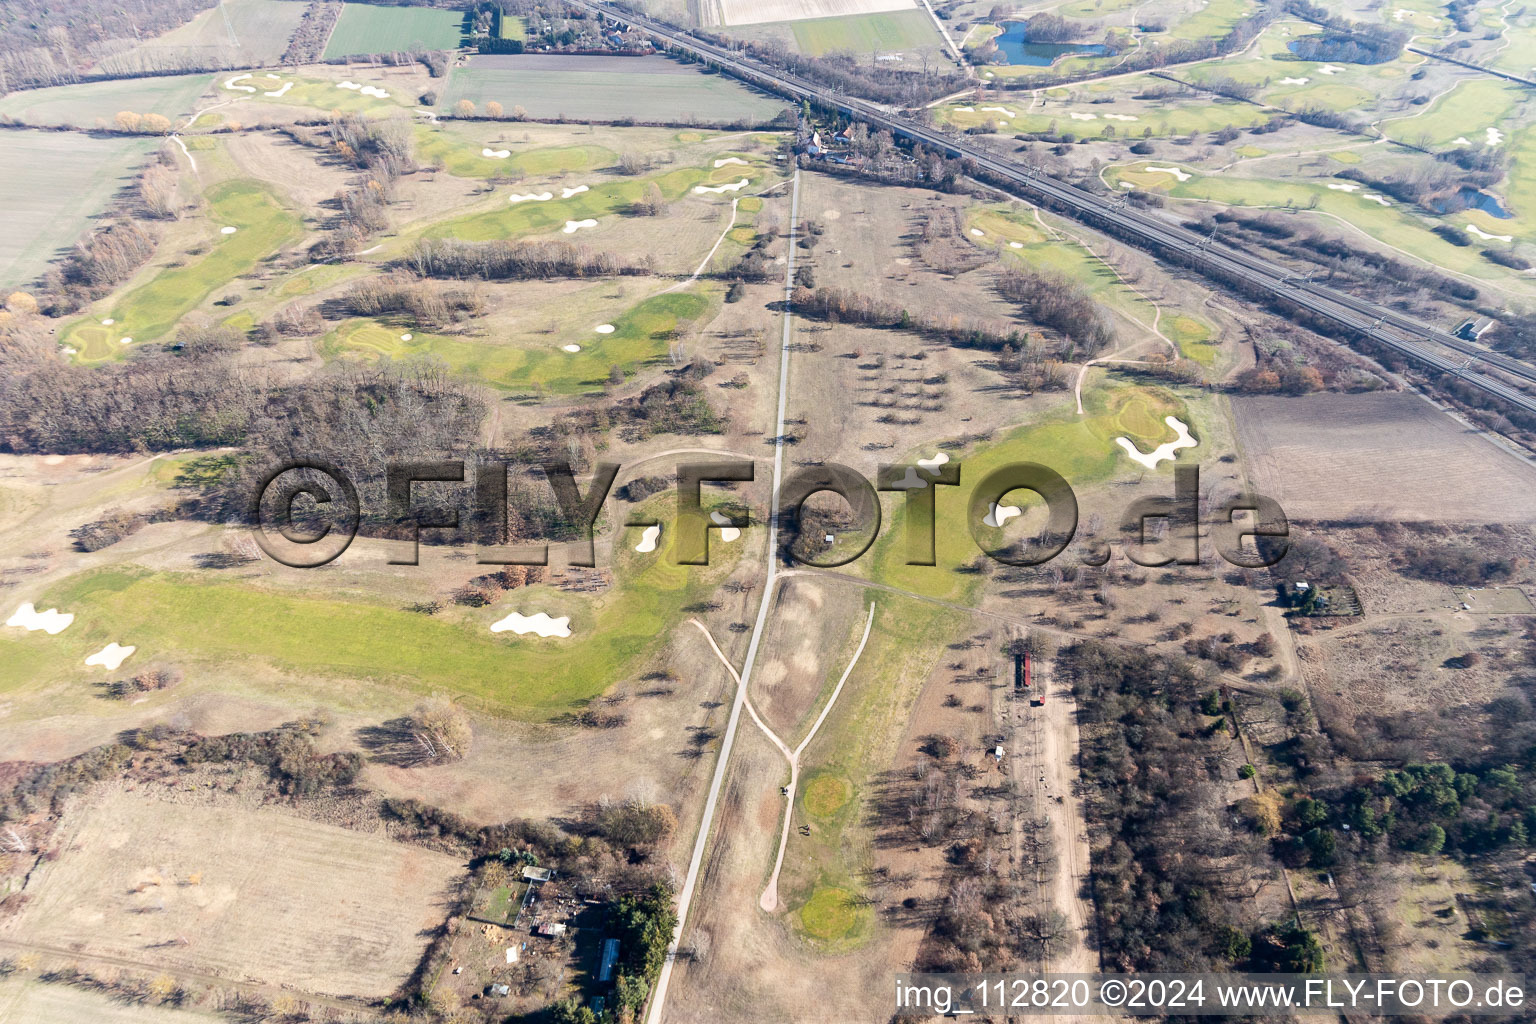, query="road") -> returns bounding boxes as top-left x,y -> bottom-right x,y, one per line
644,168 -> 801,1024
570,0 -> 1536,415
